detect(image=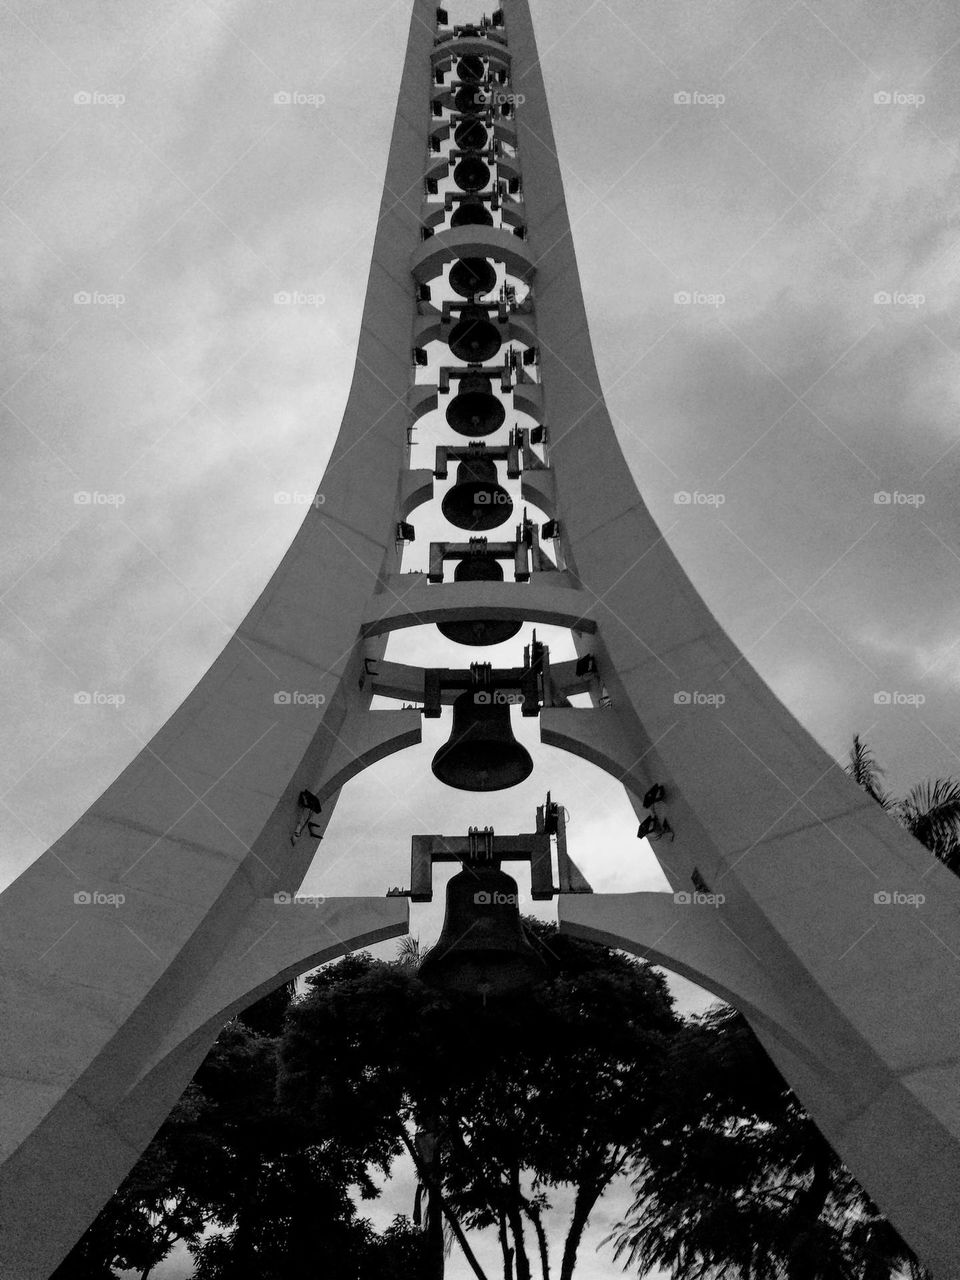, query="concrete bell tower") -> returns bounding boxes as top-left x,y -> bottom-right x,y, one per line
2,3 -> 960,1276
